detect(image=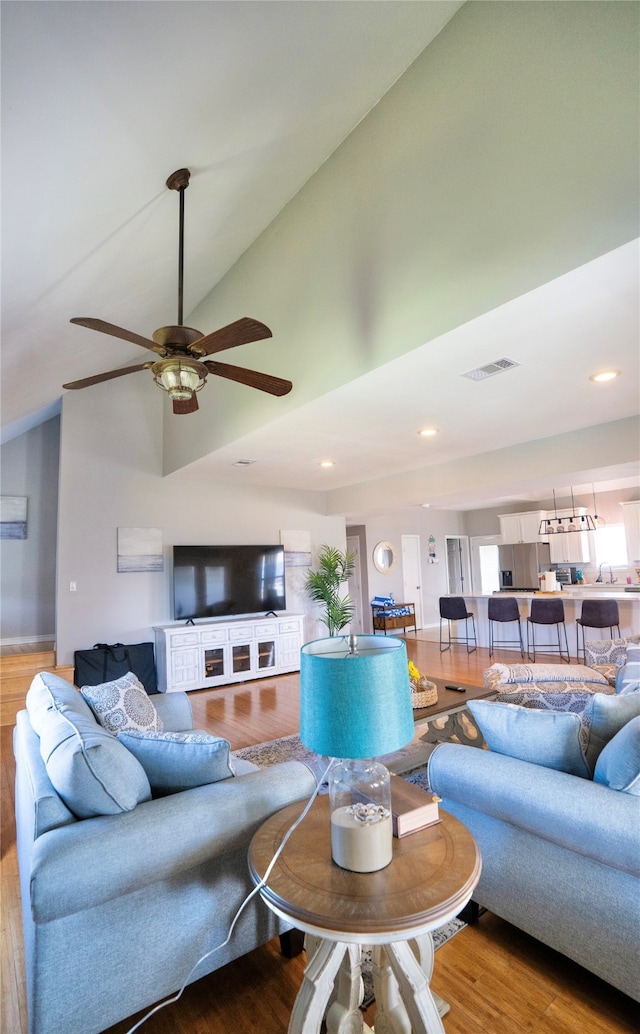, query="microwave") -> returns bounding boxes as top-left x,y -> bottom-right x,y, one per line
555,568 -> 572,584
